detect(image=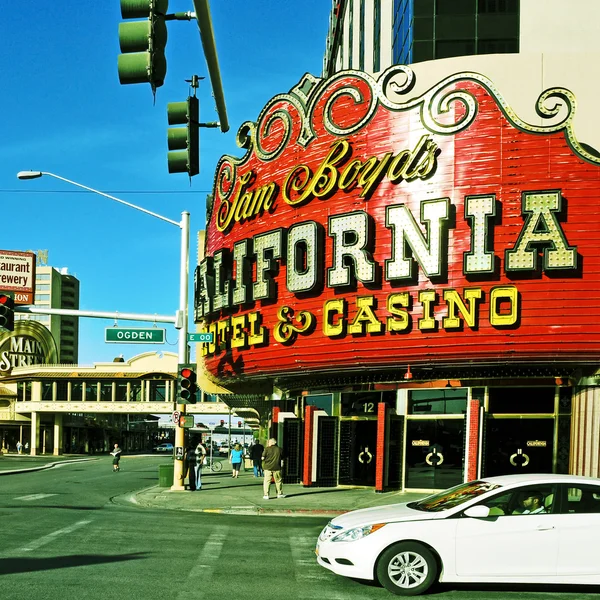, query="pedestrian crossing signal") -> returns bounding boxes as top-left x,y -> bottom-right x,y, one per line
177,363 -> 197,404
